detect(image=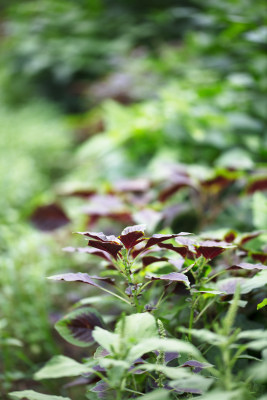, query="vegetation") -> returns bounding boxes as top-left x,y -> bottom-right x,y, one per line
0,0 -> 266,399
